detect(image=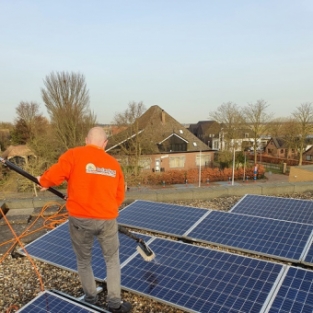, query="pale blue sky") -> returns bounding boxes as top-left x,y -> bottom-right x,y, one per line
1,0 -> 313,124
